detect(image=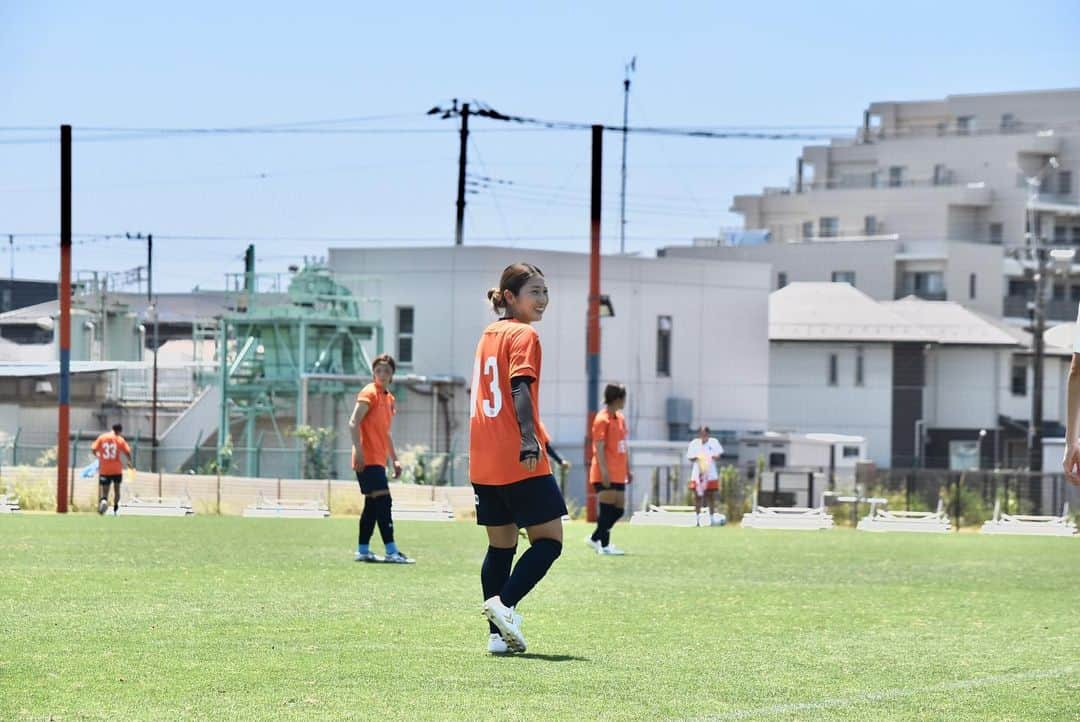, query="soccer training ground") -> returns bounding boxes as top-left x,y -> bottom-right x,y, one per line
2,515 -> 1077,721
